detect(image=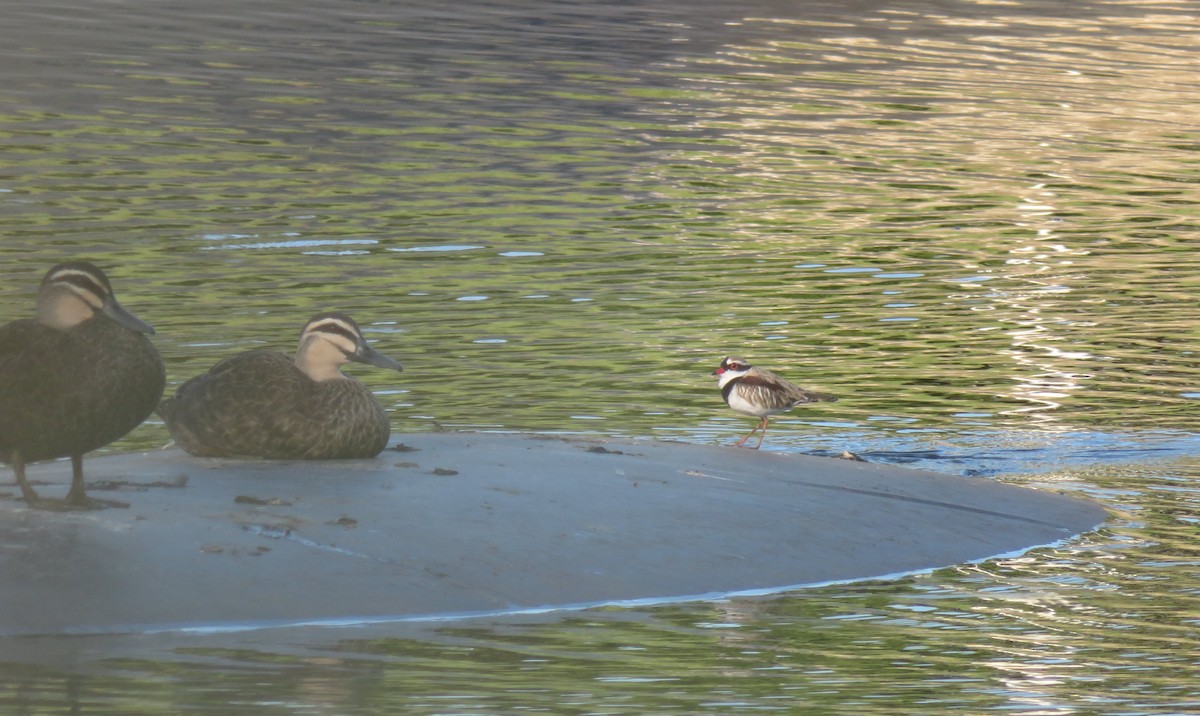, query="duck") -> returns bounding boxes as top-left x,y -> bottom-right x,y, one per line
0,261 -> 165,509
158,312 -> 403,459
712,355 -> 837,449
